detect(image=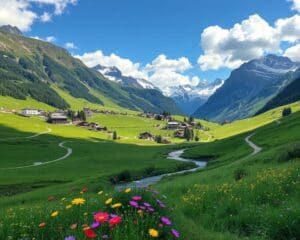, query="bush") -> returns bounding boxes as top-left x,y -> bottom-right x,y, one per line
233,168 -> 248,181
282,107 -> 292,117
277,143 -> 300,162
